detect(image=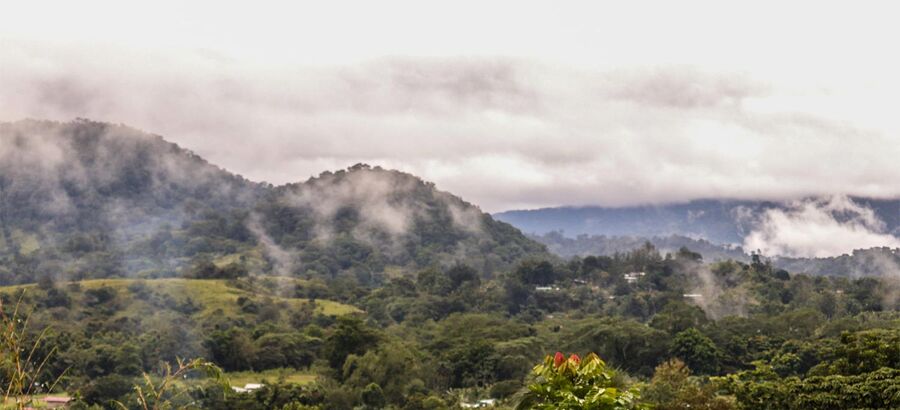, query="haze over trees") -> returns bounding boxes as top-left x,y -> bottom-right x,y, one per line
0,120 -> 547,286
0,120 -> 897,409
